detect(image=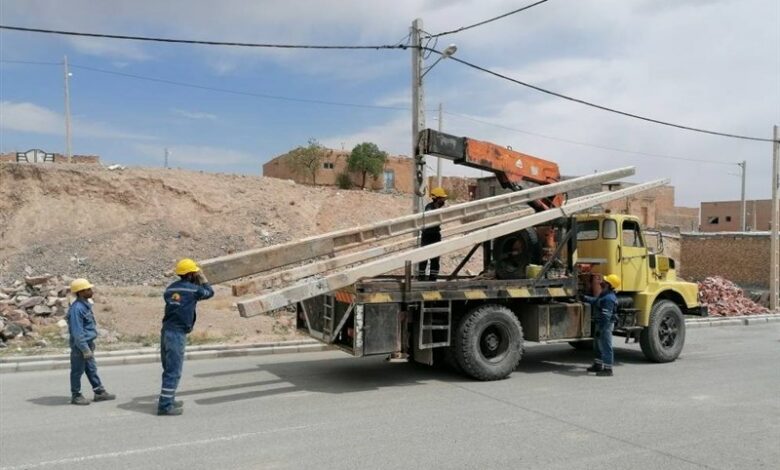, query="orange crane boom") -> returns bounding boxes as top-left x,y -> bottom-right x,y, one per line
421,129 -> 563,210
